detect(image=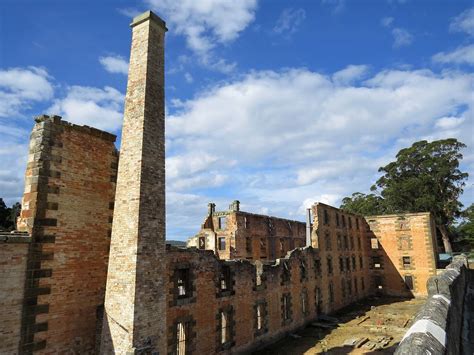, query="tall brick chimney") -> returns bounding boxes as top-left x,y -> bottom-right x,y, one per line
101,11 -> 168,354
